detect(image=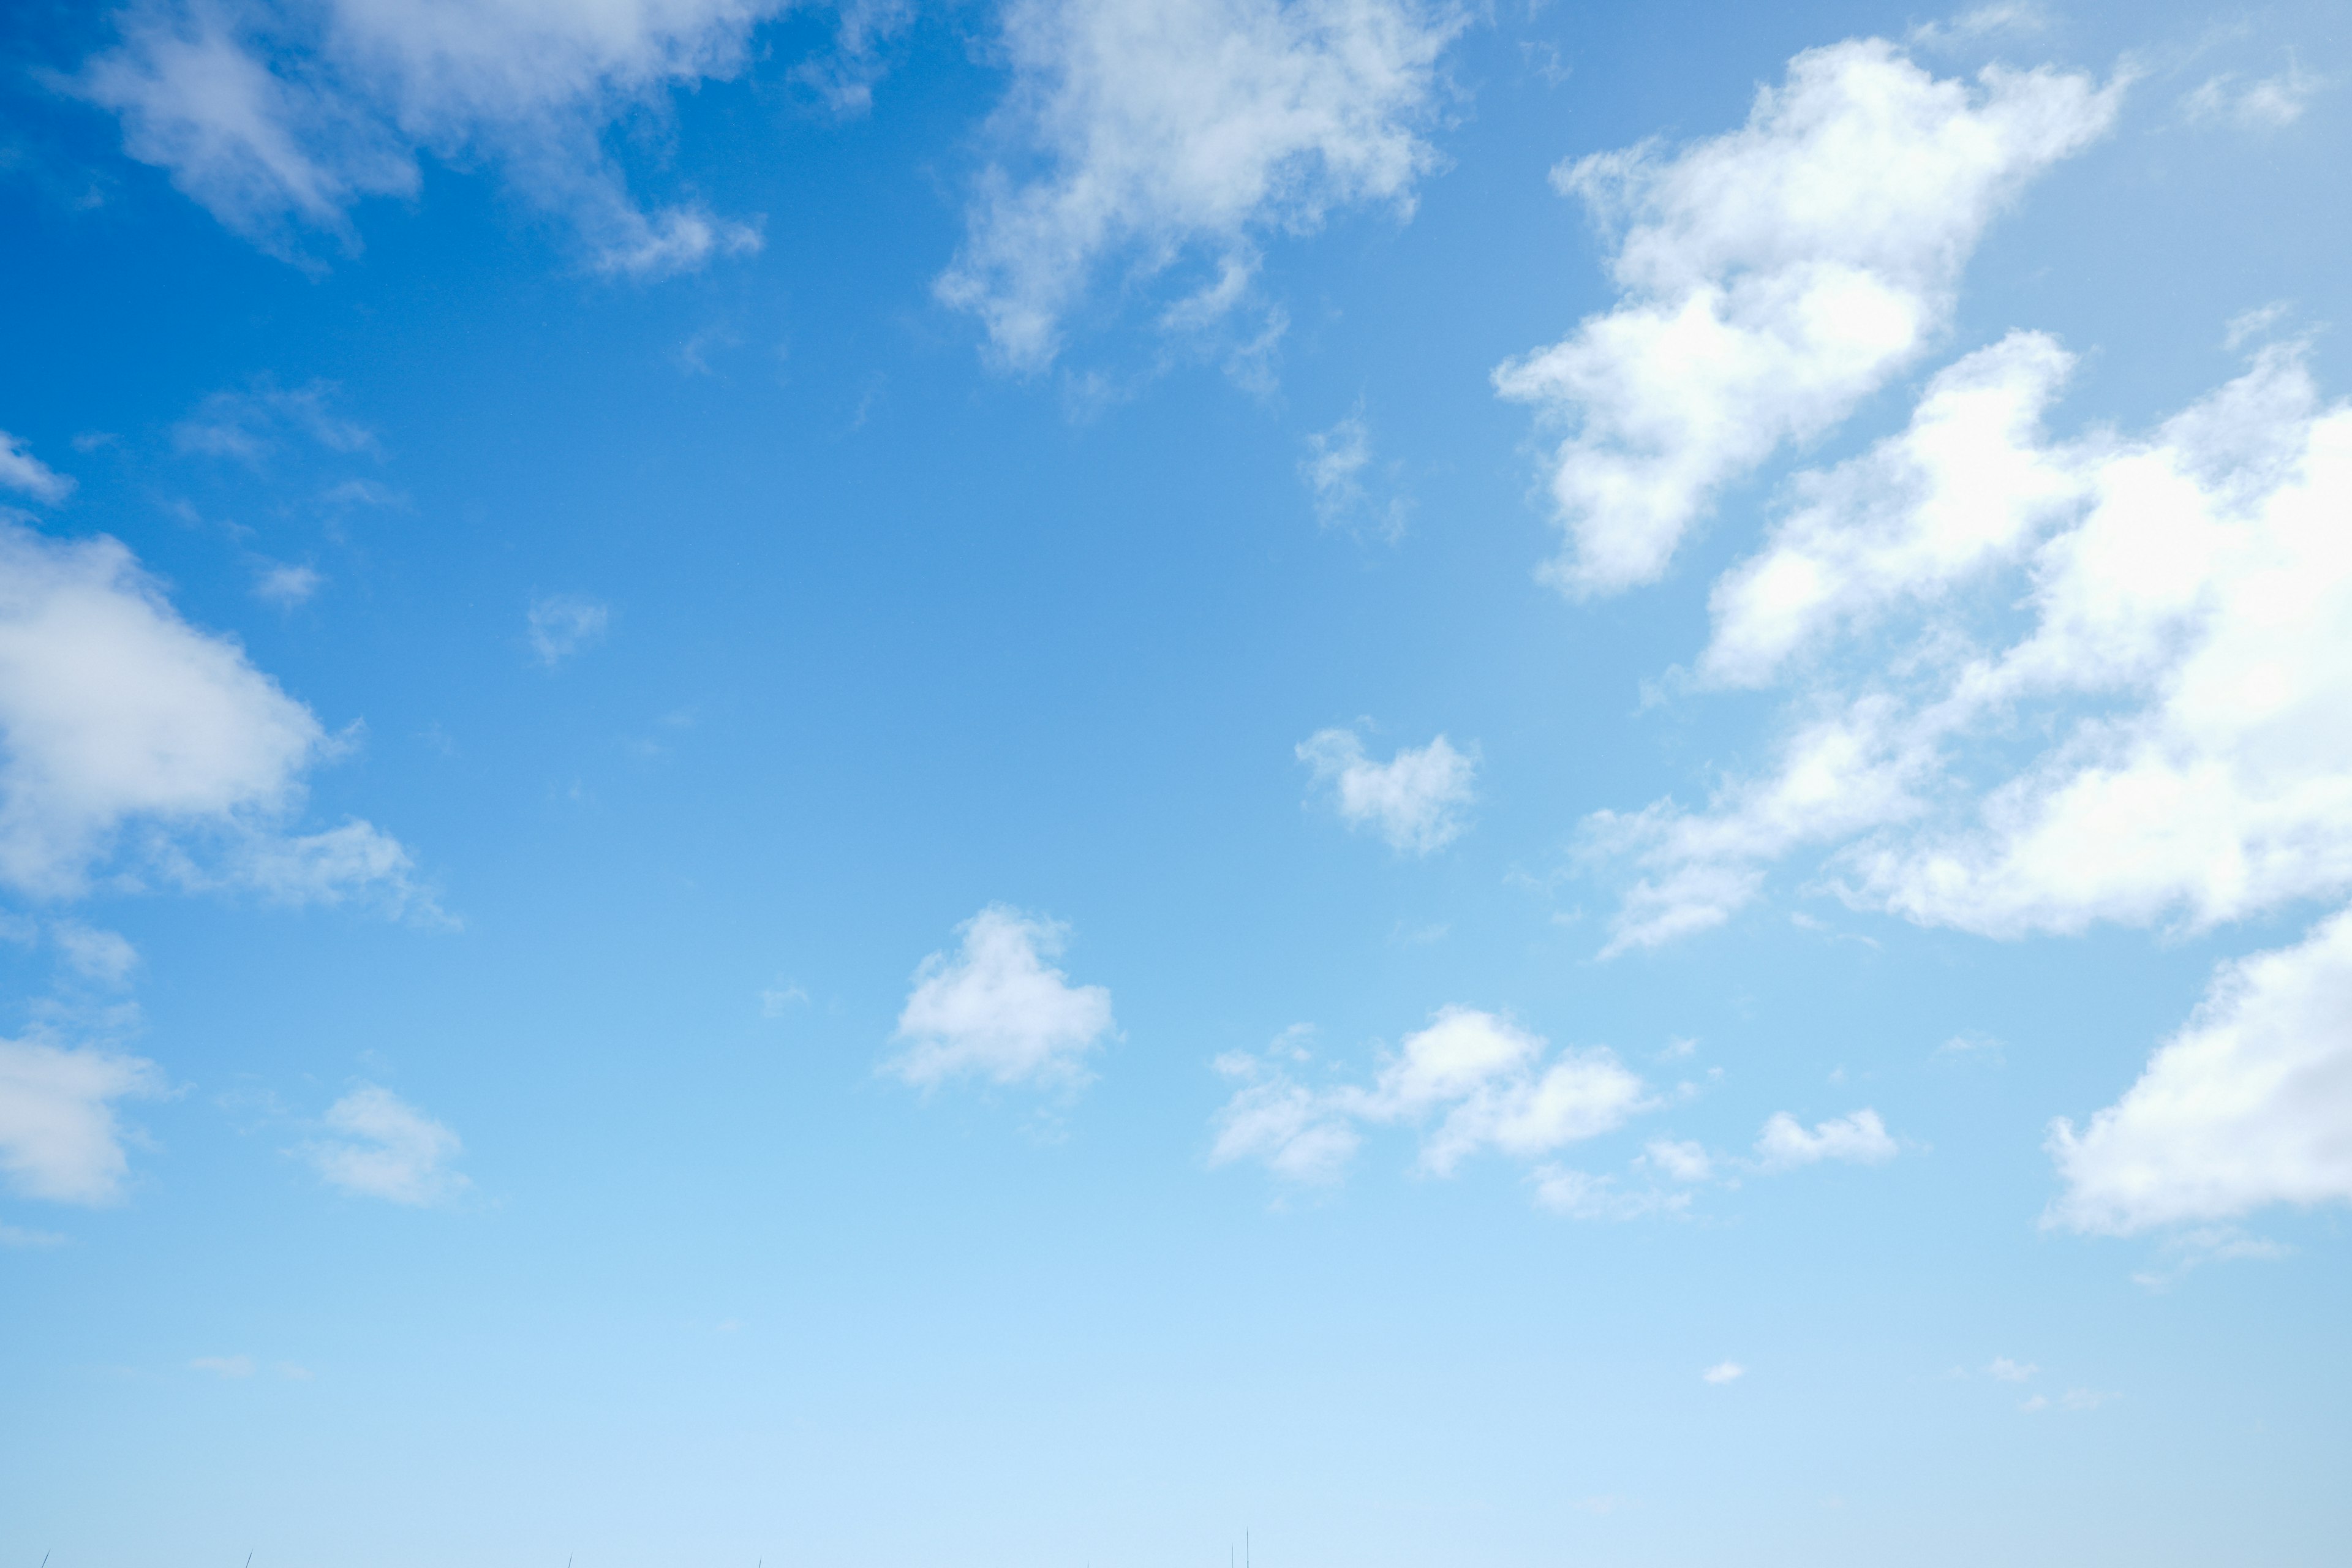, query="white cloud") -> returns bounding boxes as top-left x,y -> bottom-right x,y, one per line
1529,1164 -> 1688,1220
0,1036 -> 163,1204
2184,61 -> 2320,131
2021,1387 -> 2113,1413
51,921 -> 139,986
1987,1355 -> 2037,1382
1754,1107 -> 1897,1168
190,1354 -> 256,1377
935,0 -> 1463,369
889,905 -> 1116,1089
2048,907 -> 2352,1234
1297,727 -> 1476,854
253,562 -> 322,605
1588,330 -> 2352,954
527,593 -> 609,667
1493,38 -> 2117,594
0,518 -> 420,905
173,379 -> 375,462
760,981 -> 809,1018
302,1084 -> 466,1204
1212,1008 -> 1651,1193
77,0 -> 776,274
0,1221 -> 67,1246
1702,1360 -> 1744,1384
1641,1136 -> 1712,1182
0,431 -> 76,503
1300,409 -> 1408,538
